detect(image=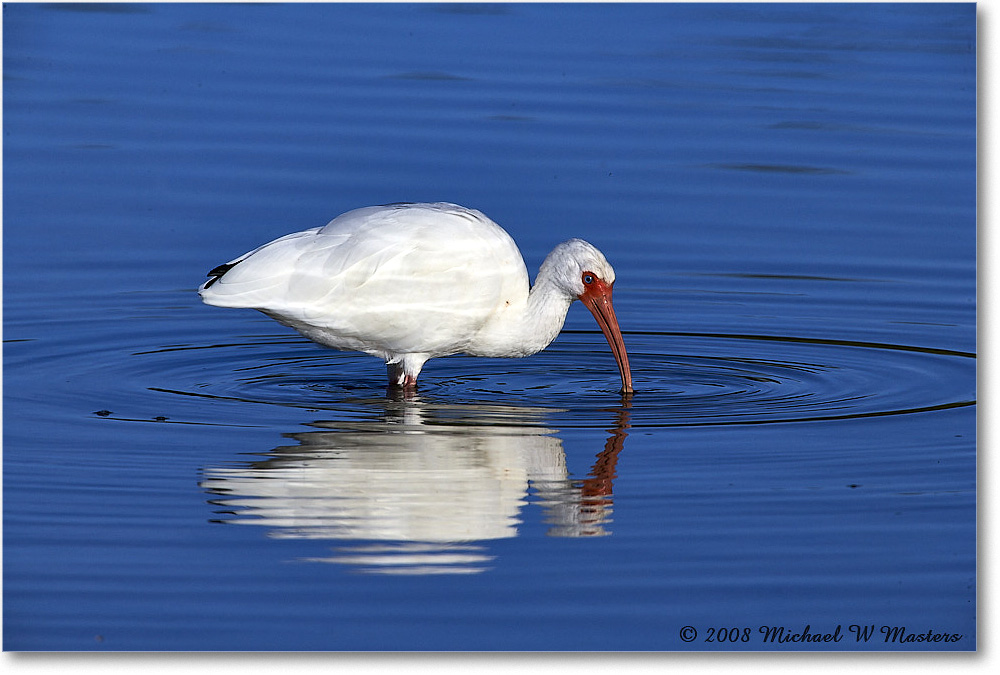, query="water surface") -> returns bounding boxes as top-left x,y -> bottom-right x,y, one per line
3,2 -> 976,651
